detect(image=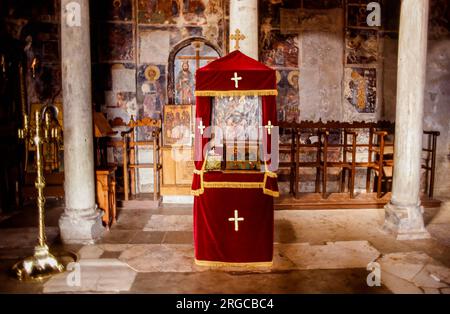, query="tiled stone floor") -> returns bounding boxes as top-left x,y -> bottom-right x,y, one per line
0,199 -> 450,293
